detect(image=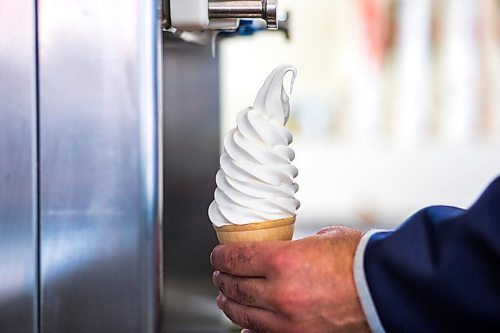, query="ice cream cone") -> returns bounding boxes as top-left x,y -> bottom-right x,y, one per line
213,216 -> 296,244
